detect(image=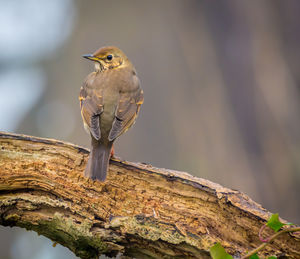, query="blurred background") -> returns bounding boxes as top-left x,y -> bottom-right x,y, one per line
0,0 -> 299,258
